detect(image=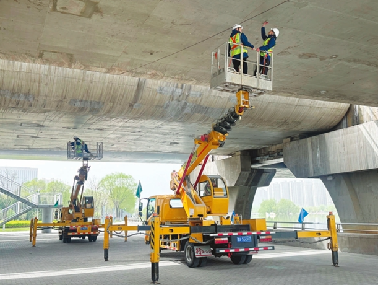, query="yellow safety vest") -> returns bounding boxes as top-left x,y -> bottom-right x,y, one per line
260,37 -> 275,57
229,33 -> 247,57
75,139 -> 83,154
